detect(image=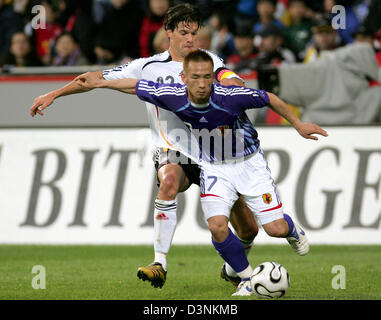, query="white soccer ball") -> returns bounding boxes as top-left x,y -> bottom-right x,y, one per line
250,262 -> 290,298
